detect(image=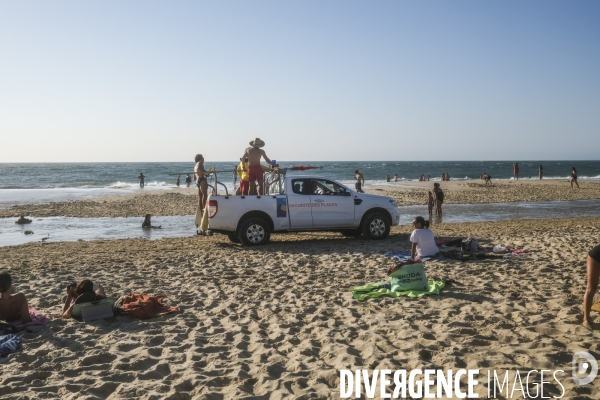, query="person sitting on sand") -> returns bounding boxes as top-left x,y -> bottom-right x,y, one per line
142,214 -> 161,229
409,216 -> 439,260
0,272 -> 32,324
62,279 -> 106,319
582,244 -> 600,329
15,216 -> 32,224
